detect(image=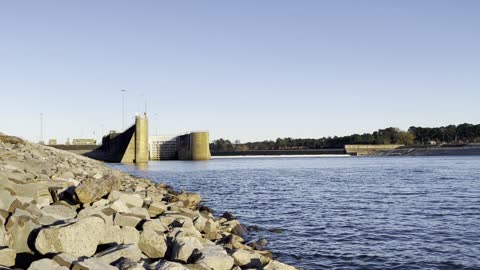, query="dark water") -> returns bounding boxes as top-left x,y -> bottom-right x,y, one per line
110,156 -> 480,270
